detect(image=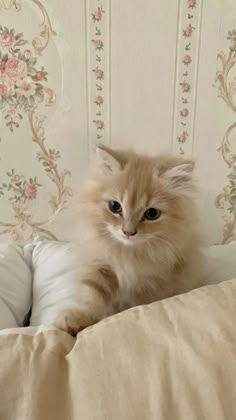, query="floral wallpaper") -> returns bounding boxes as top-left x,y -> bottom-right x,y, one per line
0,0 -> 72,241
0,0 -> 235,244
215,30 -> 236,243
